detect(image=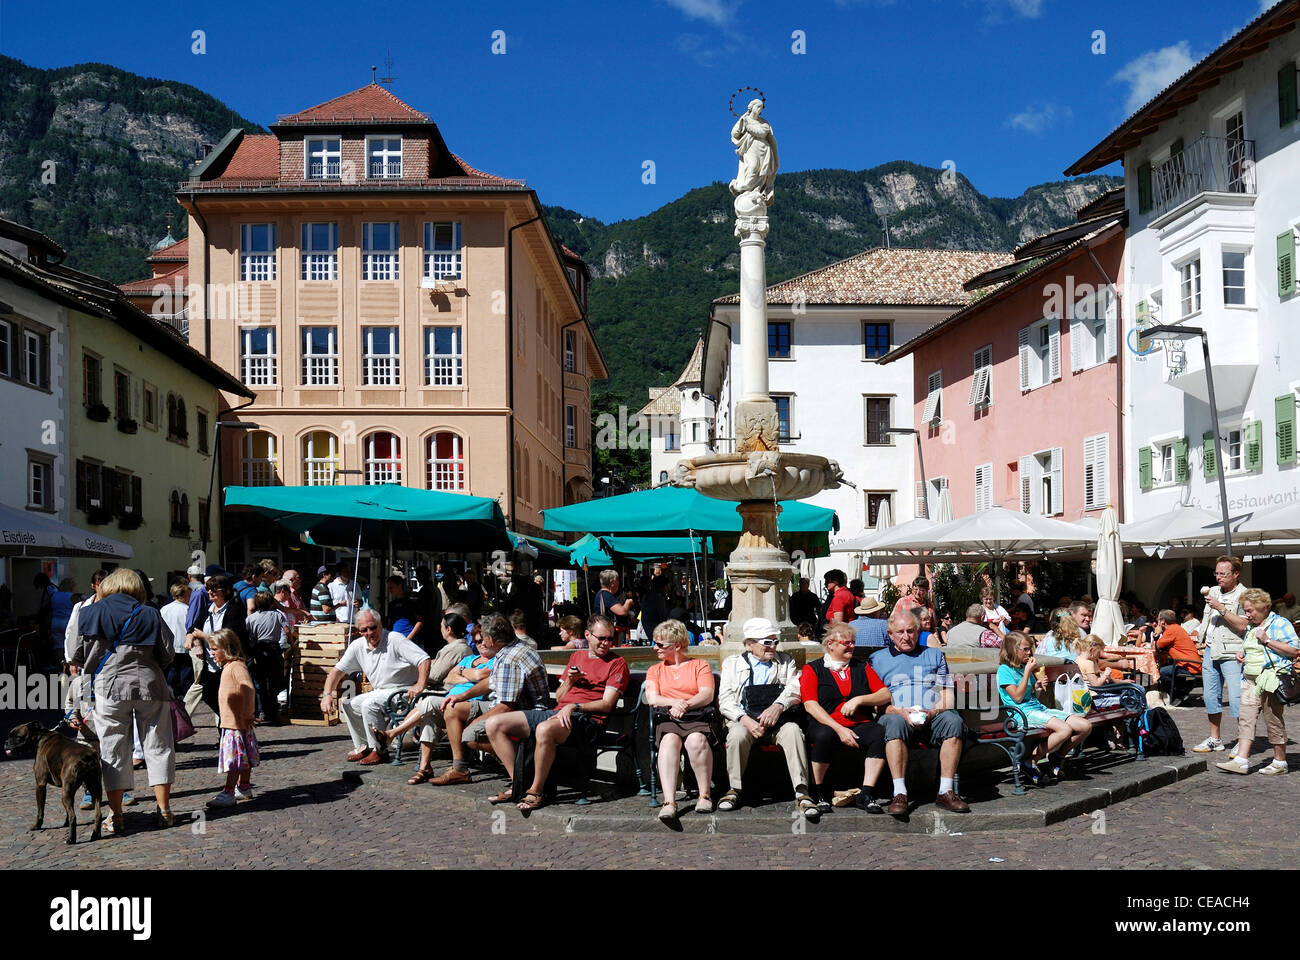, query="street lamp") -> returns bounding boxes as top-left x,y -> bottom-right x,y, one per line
884,426 -> 929,519
1143,324 -> 1233,555
204,420 -> 260,567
